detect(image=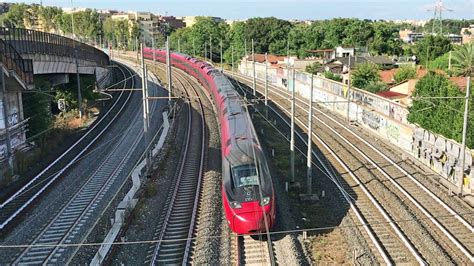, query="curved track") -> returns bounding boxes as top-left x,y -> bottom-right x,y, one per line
146,68 -> 206,265
229,71 -> 473,264
0,63 -> 131,231
2,62 -> 156,264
